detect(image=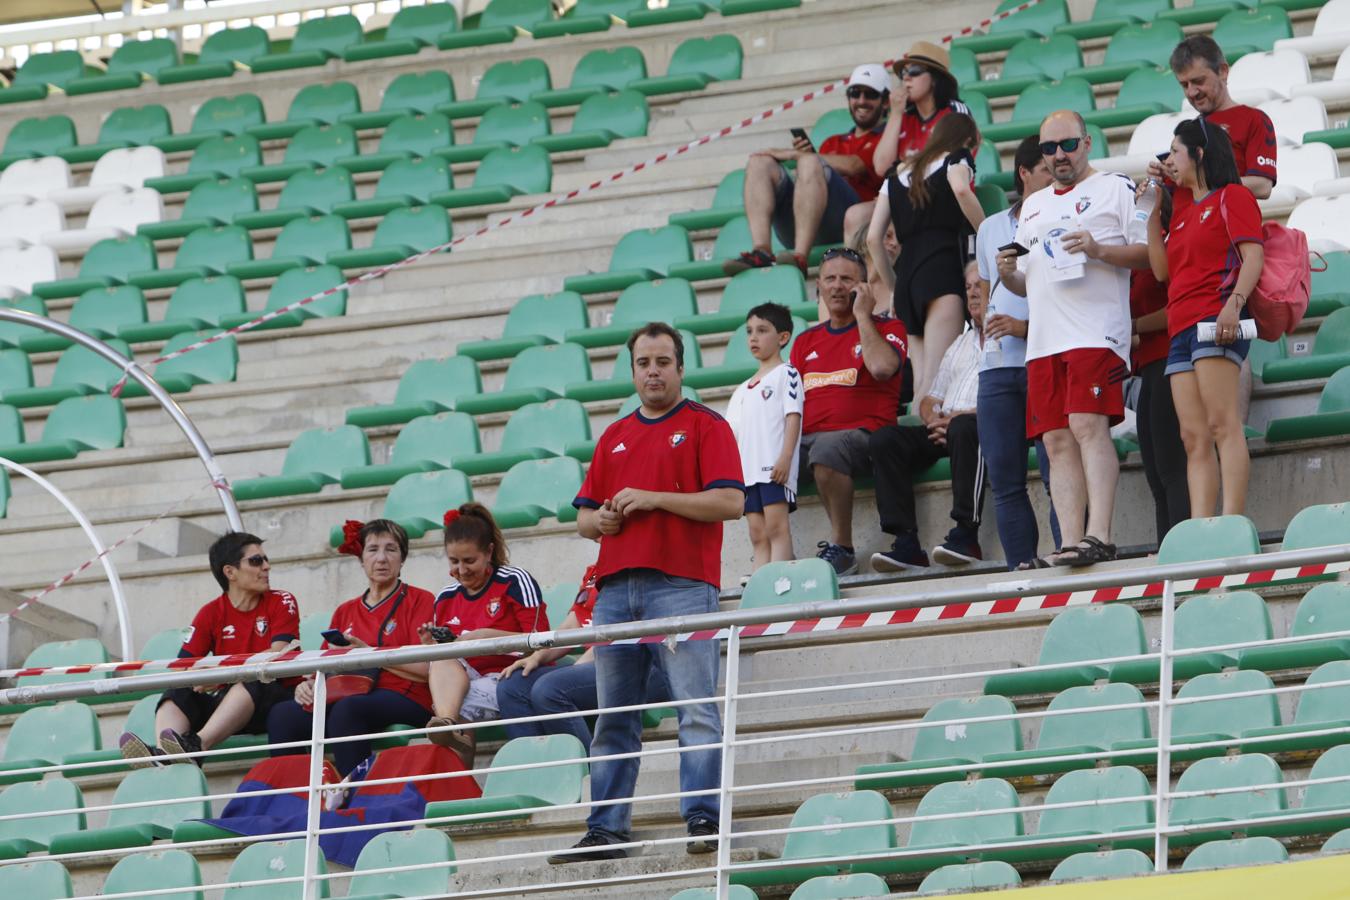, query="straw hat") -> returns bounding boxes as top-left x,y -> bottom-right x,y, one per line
892,40 -> 954,81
